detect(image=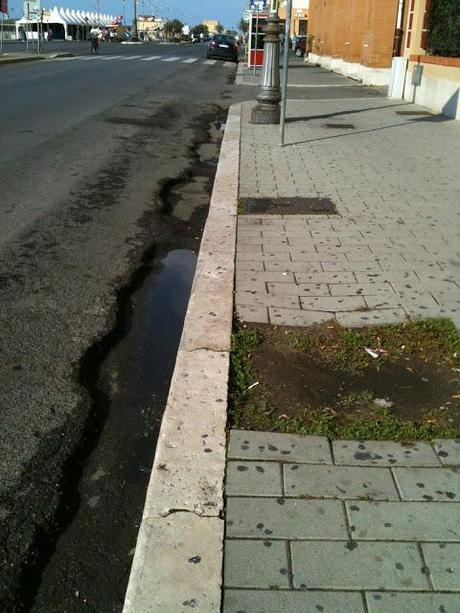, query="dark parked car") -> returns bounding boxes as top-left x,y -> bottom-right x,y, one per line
294,36 -> 307,57
207,34 -> 239,62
